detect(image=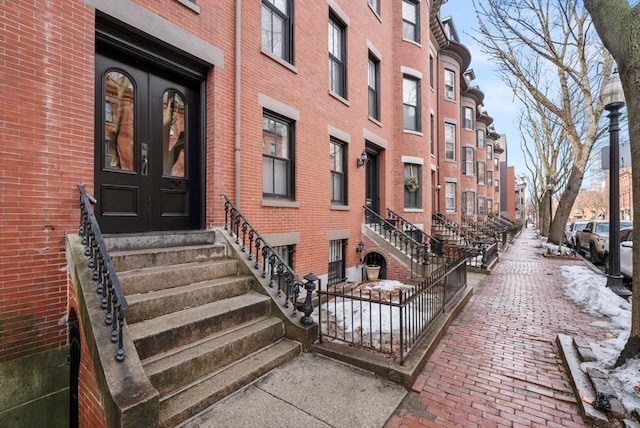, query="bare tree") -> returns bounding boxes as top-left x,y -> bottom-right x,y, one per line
518,96 -> 572,235
585,0 -> 640,364
576,188 -> 608,220
472,0 -> 612,244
